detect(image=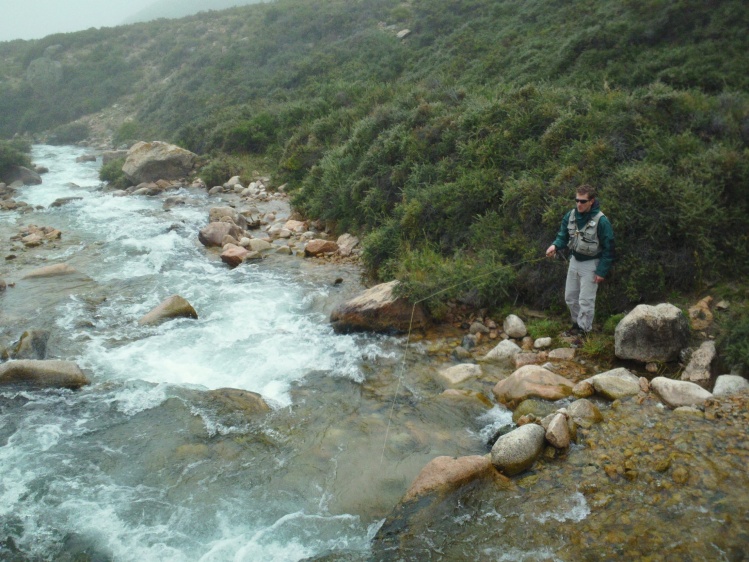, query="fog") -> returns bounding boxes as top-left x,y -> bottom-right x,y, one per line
0,0 -> 157,42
